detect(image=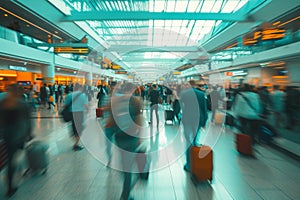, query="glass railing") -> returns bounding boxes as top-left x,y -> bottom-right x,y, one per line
0,25 -> 101,67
